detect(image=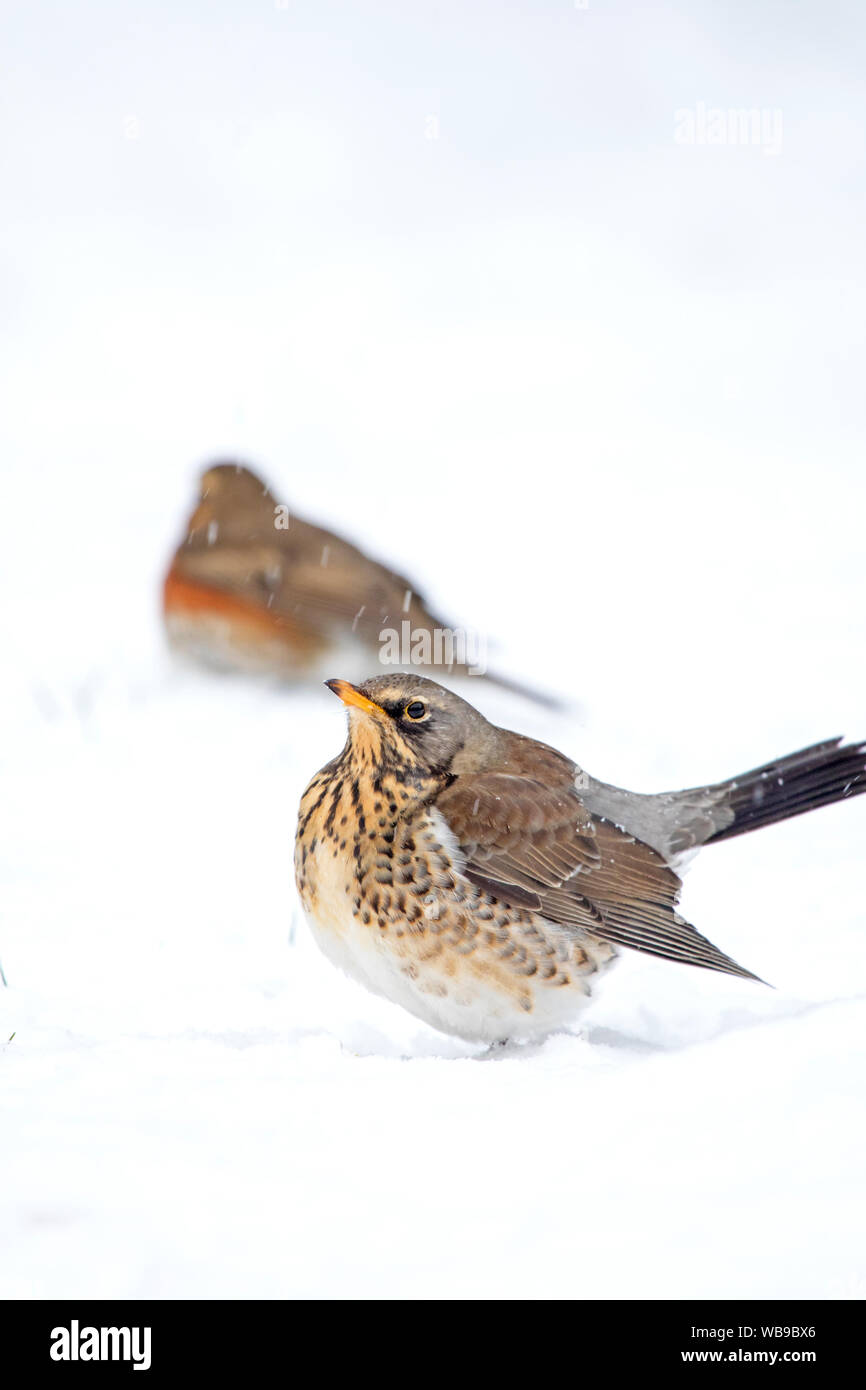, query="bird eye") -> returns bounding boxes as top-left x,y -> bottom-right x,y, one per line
404,700 -> 427,721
